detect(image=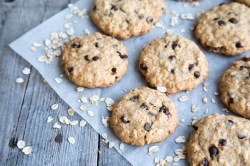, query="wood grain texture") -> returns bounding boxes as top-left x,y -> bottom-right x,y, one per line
0,0 -> 131,165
